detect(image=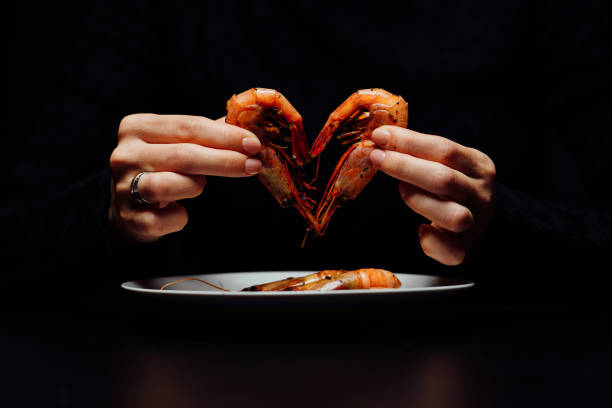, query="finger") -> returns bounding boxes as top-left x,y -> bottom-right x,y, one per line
370,149 -> 477,204
119,114 -> 262,155
418,224 -> 466,266
371,126 -> 493,178
137,142 -> 262,177
399,182 -> 473,233
118,171 -> 207,204
123,202 -> 189,242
